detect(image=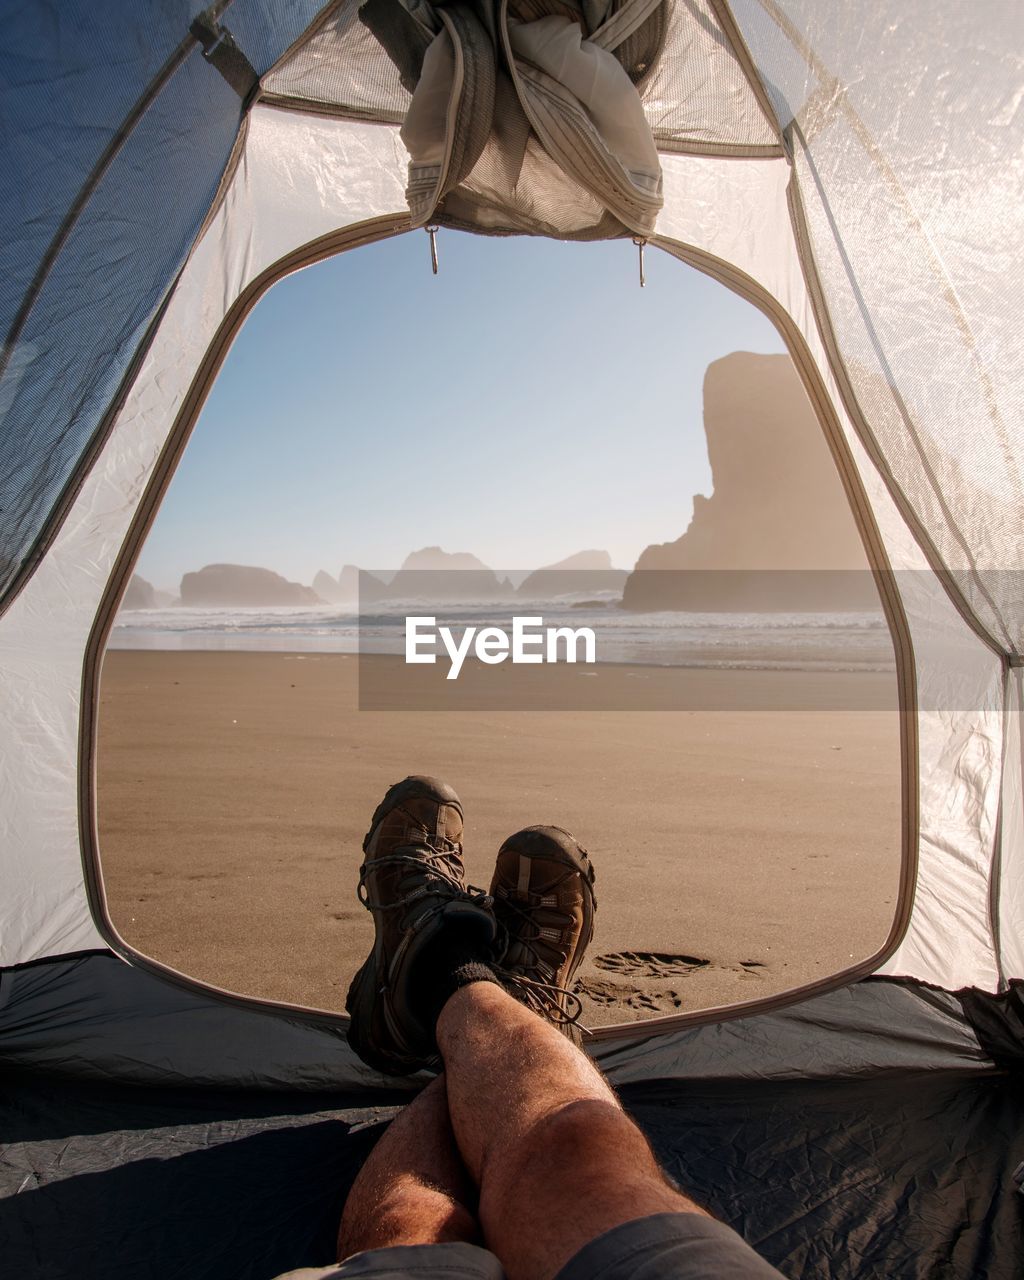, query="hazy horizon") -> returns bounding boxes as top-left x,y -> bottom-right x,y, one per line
138,549 -> 634,596
136,232 -> 786,594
